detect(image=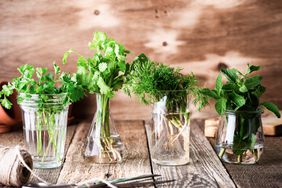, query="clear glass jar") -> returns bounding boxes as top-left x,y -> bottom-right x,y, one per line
147,91 -> 190,166
215,110 -> 264,164
20,93 -> 69,169
84,94 -> 125,163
